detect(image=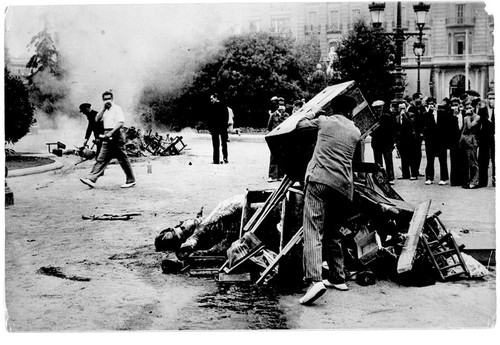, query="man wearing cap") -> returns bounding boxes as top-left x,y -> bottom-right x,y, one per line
80,103 -> 104,158
80,91 -> 136,189
295,95 -> 361,305
370,100 -> 395,183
